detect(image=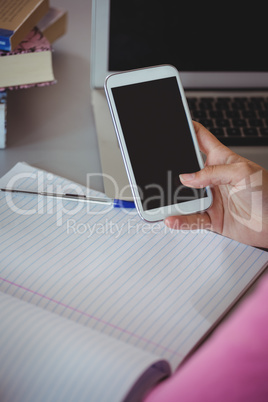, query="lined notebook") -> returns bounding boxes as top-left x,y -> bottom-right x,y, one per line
1,163 -> 267,402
